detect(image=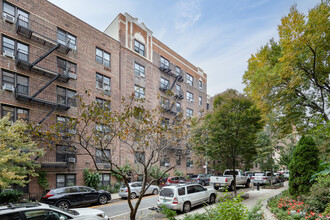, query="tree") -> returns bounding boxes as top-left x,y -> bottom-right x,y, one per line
289,135 -> 319,195
0,115 -> 43,189
191,89 -> 263,195
36,93 -> 189,220
243,1 -> 330,134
